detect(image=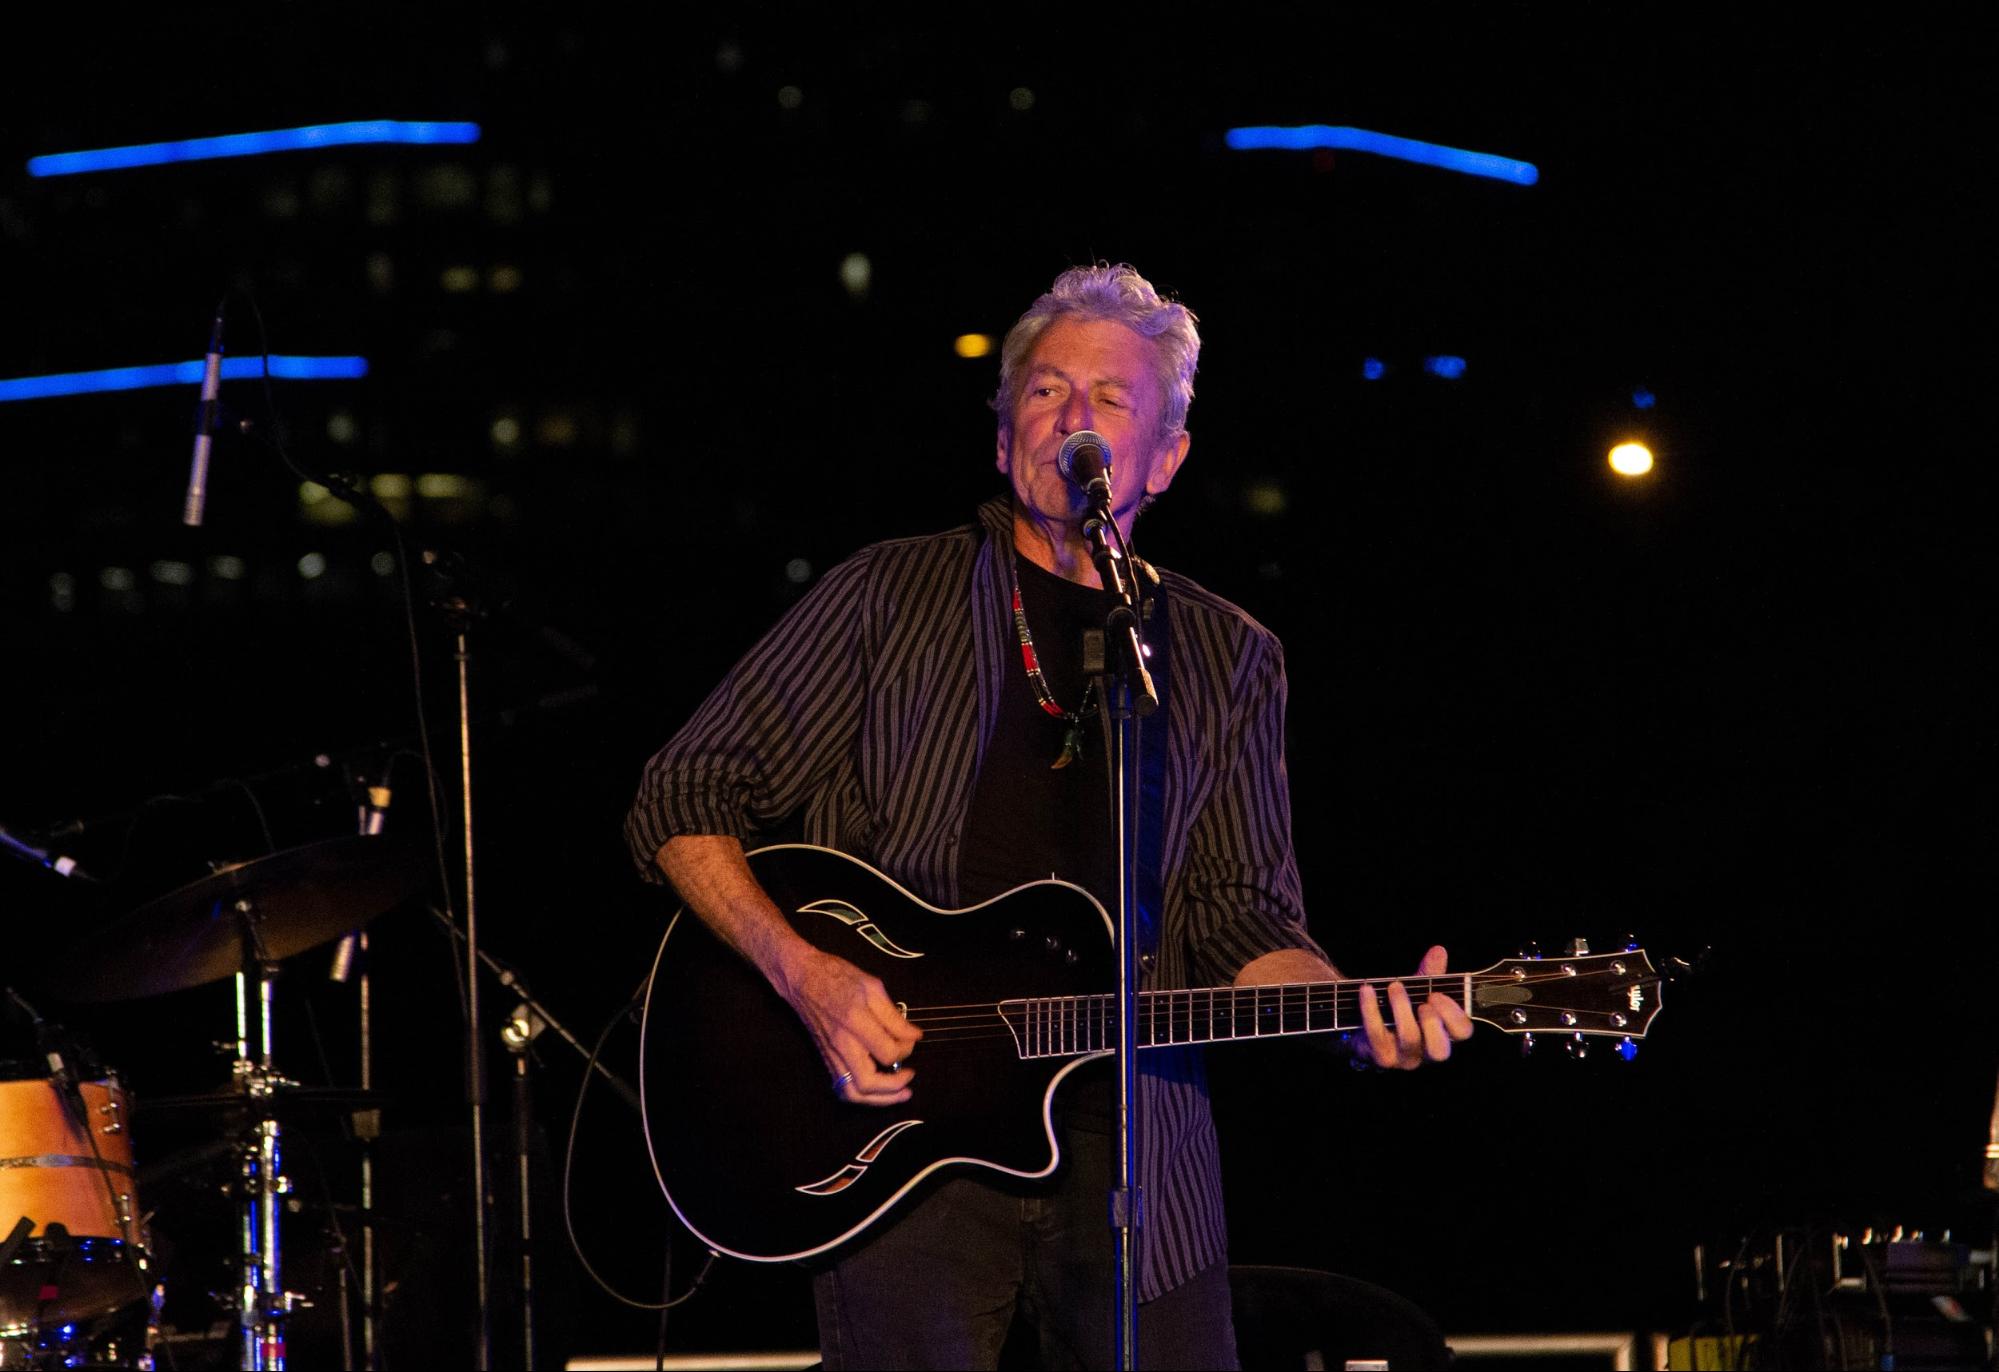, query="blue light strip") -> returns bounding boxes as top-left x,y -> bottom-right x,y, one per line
27,120 -> 480,177
0,356 -> 369,402
1224,125 -> 1538,185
